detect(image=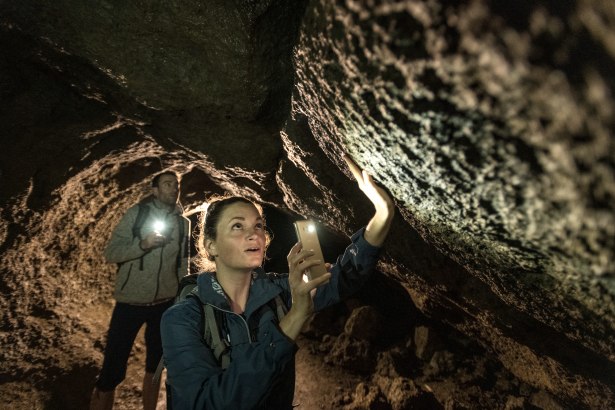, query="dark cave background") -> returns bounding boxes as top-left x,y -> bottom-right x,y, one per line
0,0 -> 613,409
